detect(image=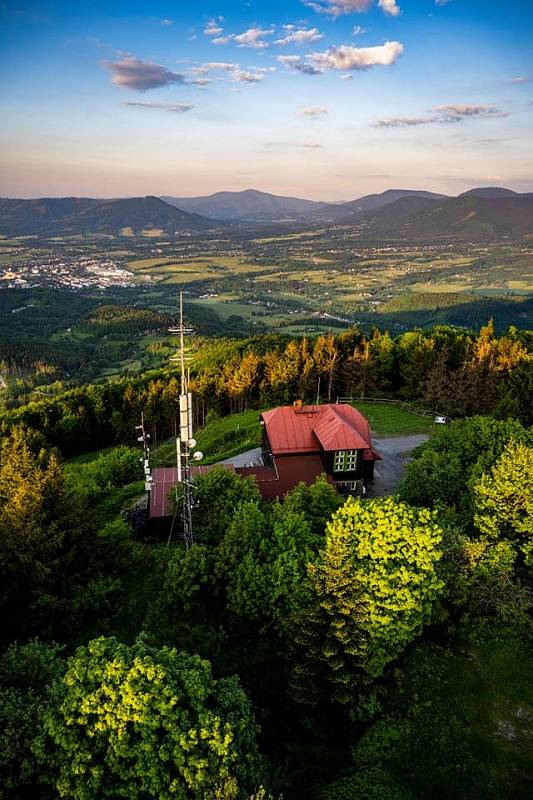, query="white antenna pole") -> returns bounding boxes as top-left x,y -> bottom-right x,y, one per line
169,291 -> 194,549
